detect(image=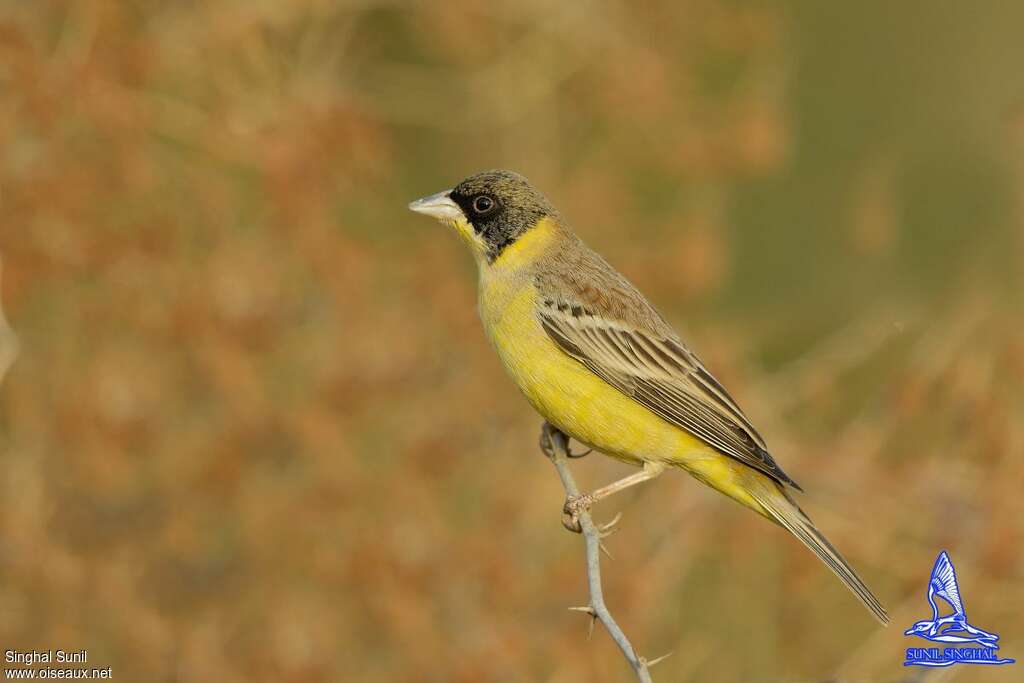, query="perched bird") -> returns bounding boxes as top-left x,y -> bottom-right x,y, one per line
409,170 -> 888,624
